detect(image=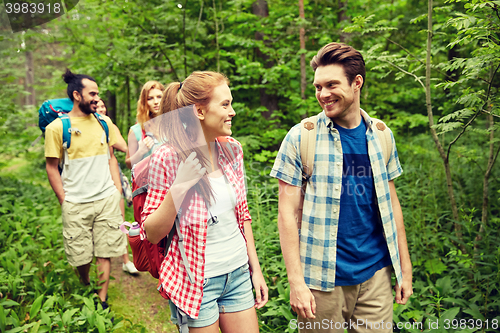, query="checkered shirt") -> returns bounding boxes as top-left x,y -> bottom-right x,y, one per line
140,137 -> 251,319
270,110 -> 404,290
